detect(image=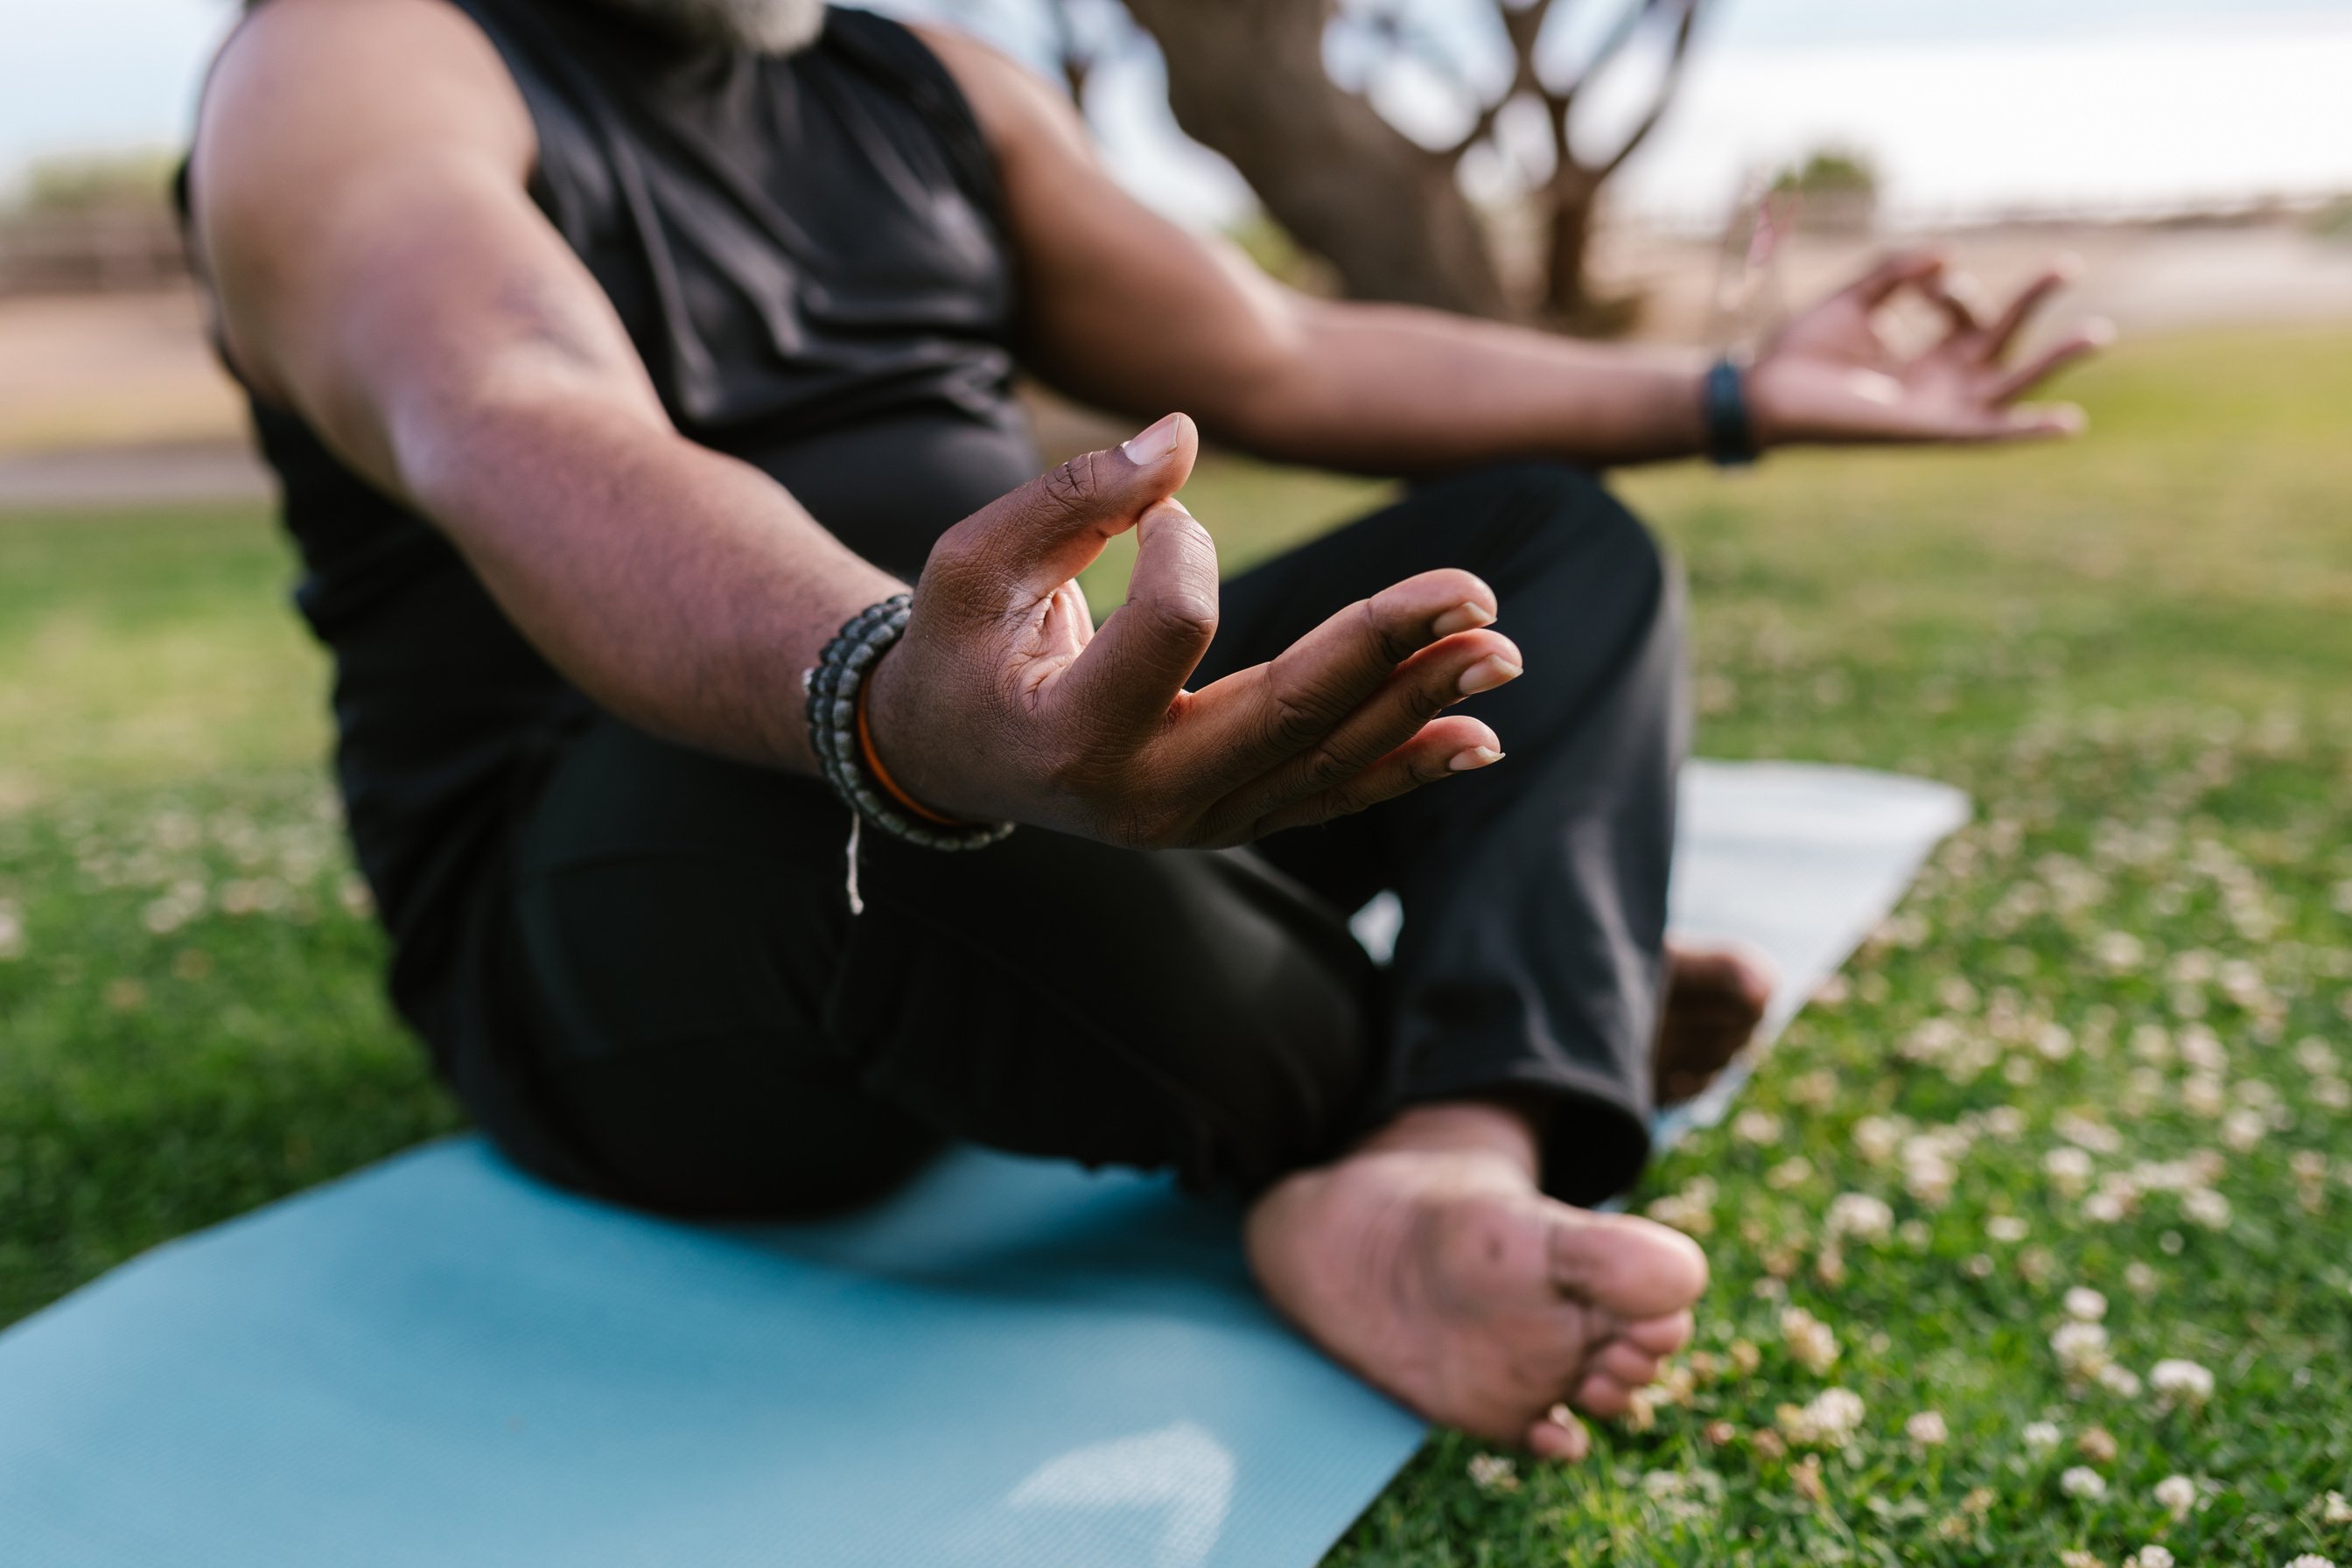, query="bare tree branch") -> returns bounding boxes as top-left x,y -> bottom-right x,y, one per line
1593,0 -> 1701,179
1045,0 -> 1092,104
1551,0 -> 1661,108
1130,0 -> 1712,329
1446,0 -> 1557,164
